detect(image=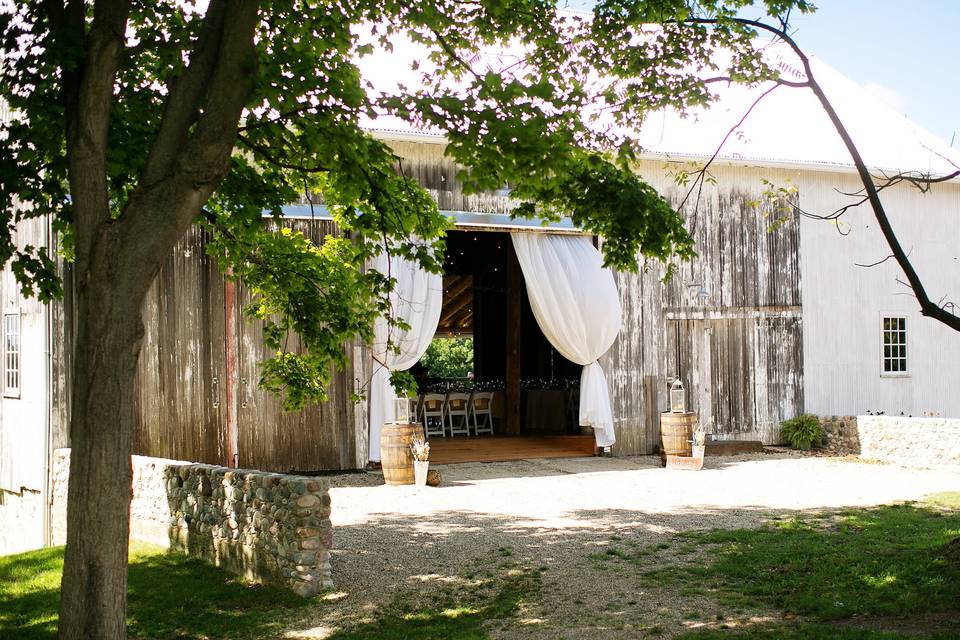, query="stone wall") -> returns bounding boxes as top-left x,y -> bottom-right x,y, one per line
51,449 -> 333,597
819,415 -> 960,467
51,449 -> 172,548
819,416 -> 860,456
